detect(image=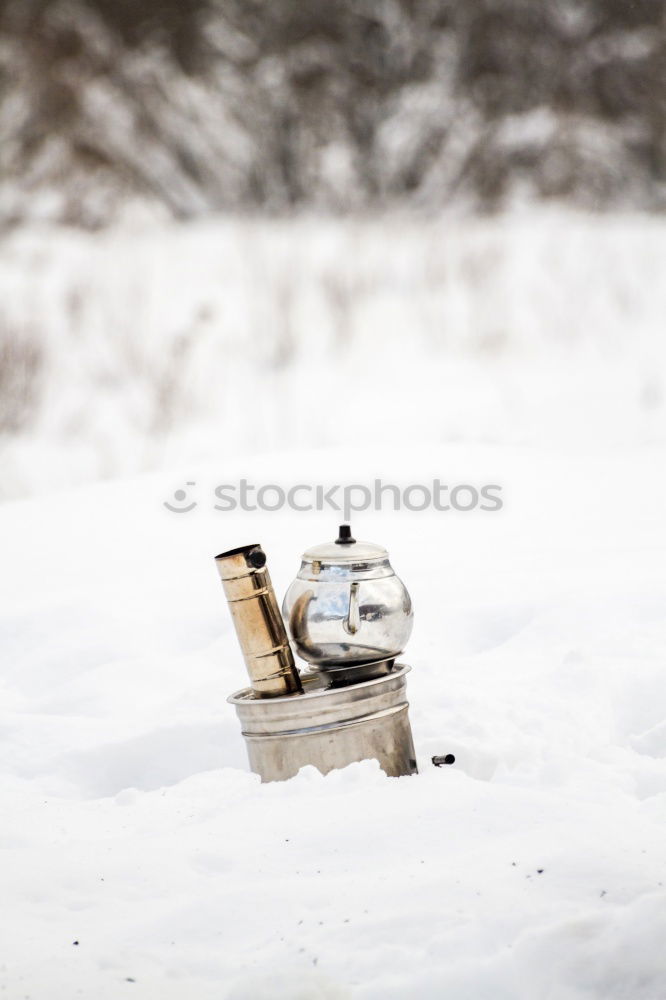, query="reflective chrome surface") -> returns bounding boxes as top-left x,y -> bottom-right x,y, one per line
282,528 -> 413,669
229,663 -> 417,782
